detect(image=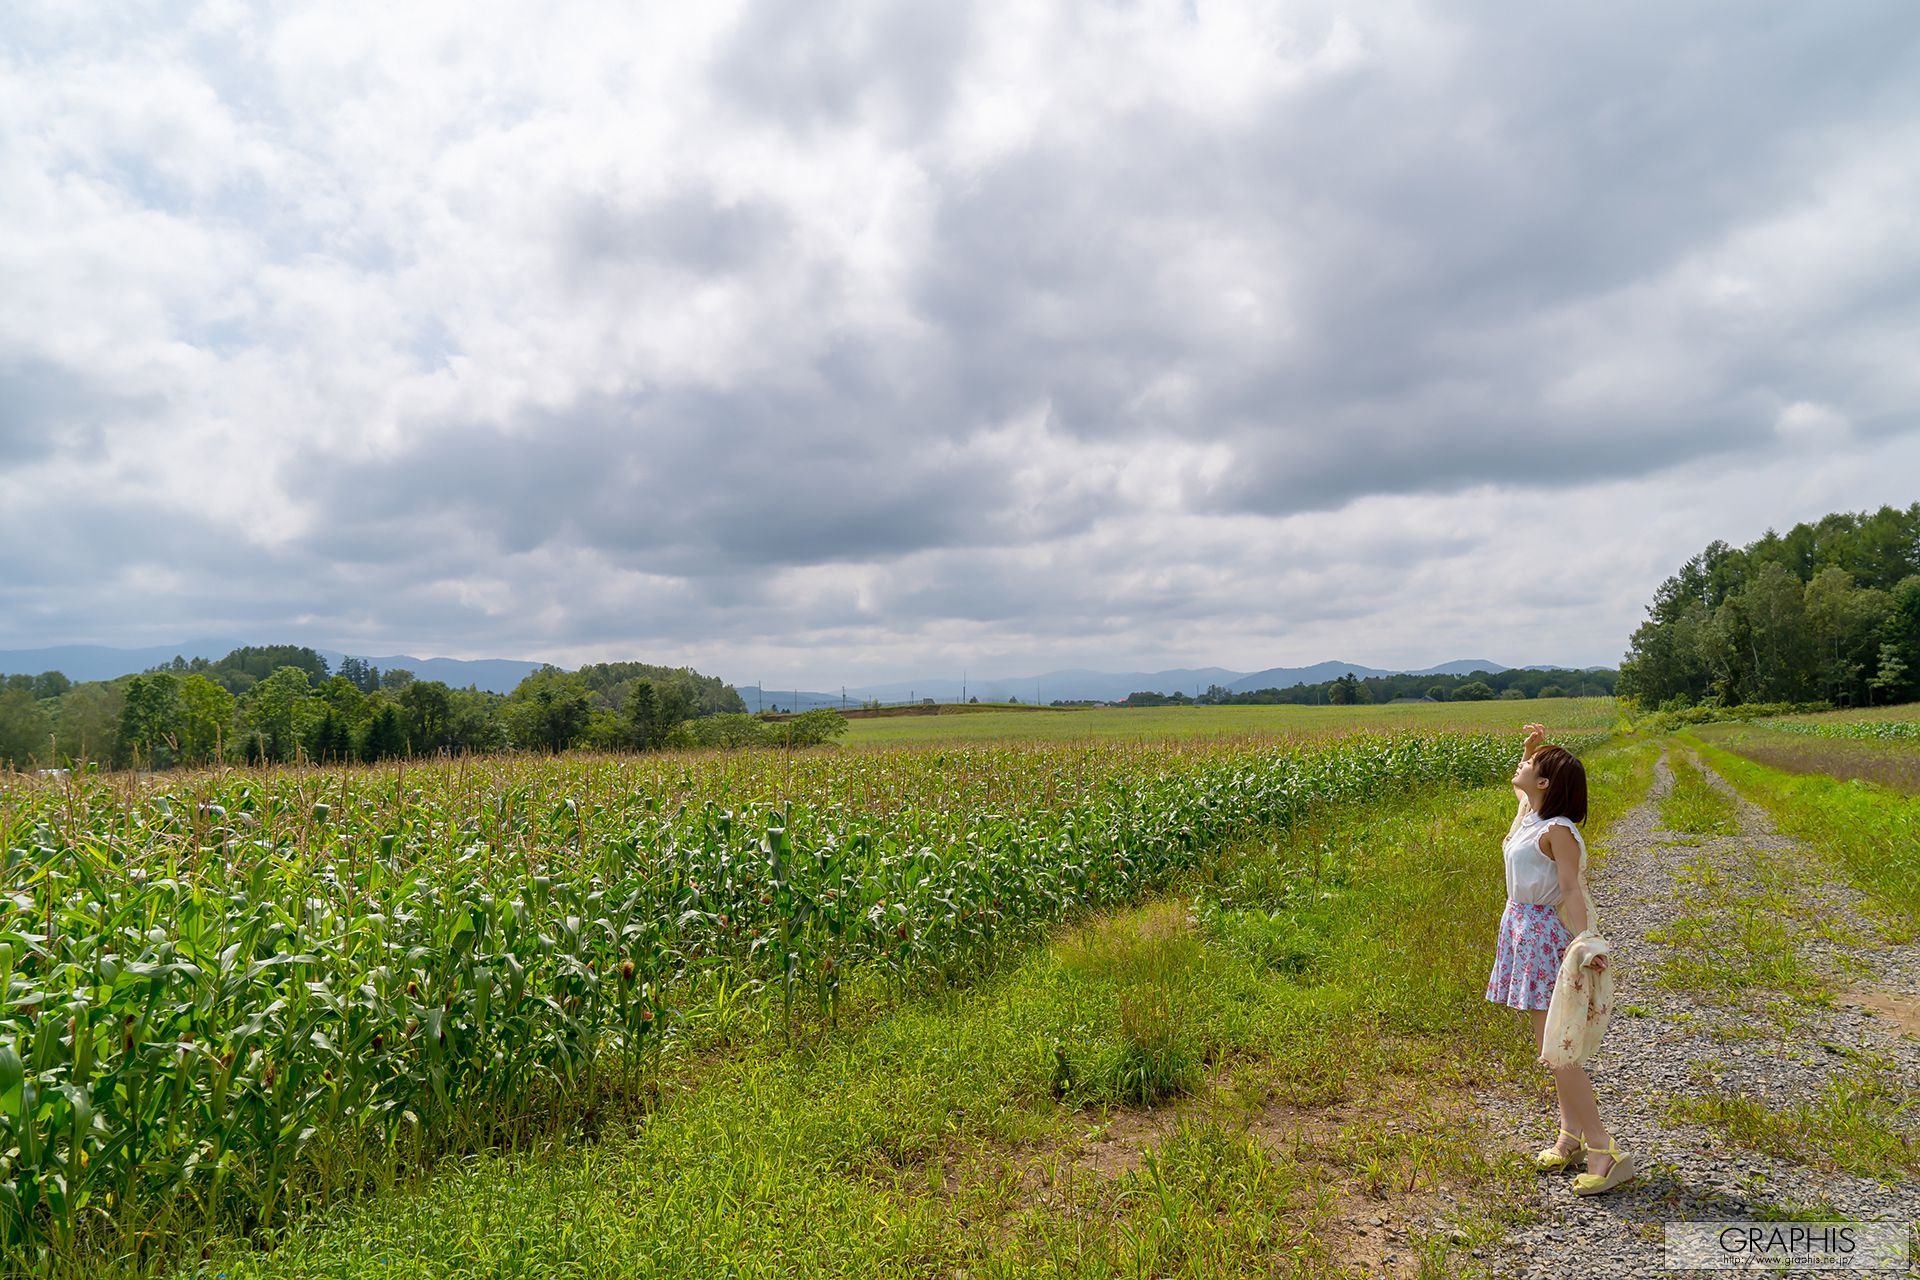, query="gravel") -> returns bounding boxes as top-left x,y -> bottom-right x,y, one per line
1472,752 -> 1920,1279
